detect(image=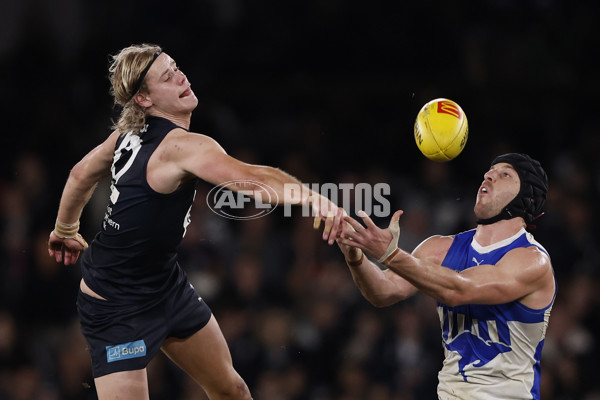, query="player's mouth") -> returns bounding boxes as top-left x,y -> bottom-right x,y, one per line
479,184 -> 490,194
179,87 -> 192,98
